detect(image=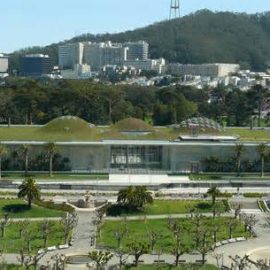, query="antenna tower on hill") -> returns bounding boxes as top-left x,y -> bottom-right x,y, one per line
170,0 -> 180,20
